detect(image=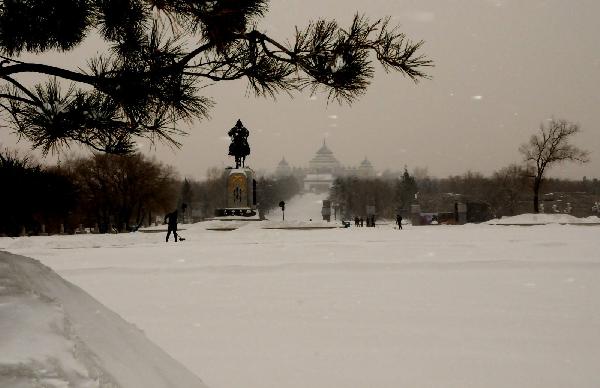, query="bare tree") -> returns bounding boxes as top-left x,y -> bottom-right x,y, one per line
64,153 -> 177,231
519,119 -> 589,213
